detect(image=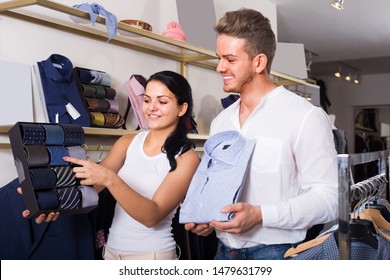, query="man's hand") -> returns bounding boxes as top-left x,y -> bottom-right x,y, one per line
210,203 -> 262,235
184,222 -> 215,236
